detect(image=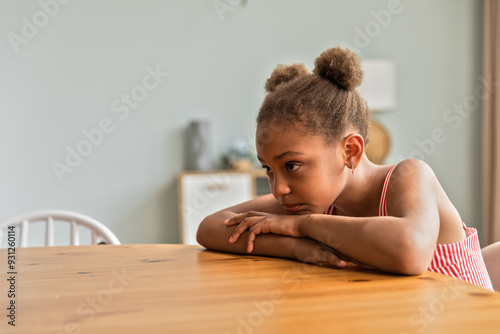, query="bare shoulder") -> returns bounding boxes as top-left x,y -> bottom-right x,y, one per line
386,159 -> 441,218
392,159 -> 436,183
390,159 -> 440,194
390,160 -> 464,243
